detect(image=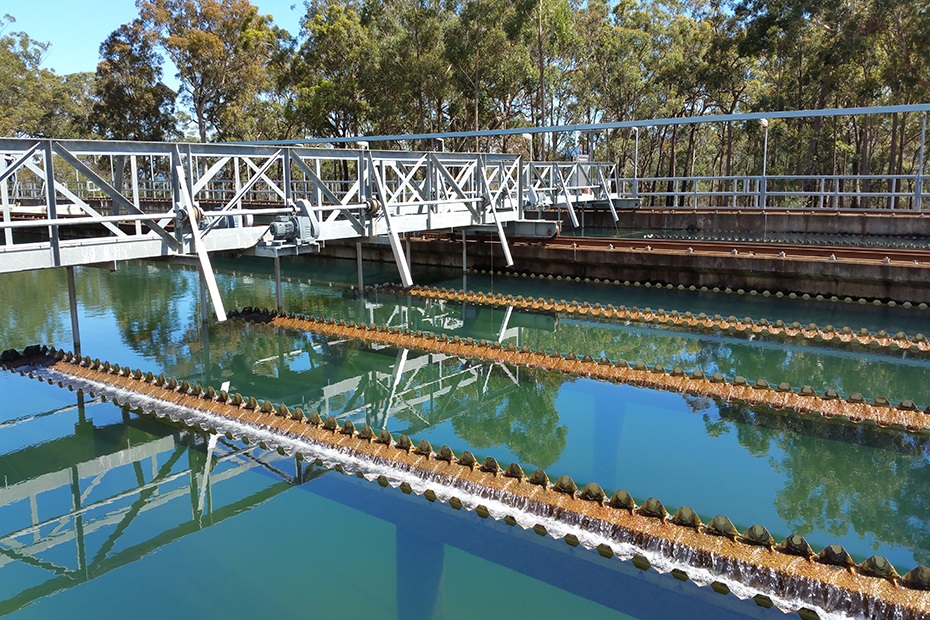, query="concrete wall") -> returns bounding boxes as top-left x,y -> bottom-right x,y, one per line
319,237 -> 930,302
